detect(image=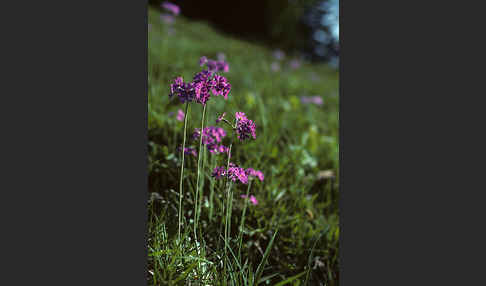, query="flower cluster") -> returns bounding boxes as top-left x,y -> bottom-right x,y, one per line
244,168 -> 264,182
193,126 -> 229,154
212,164 -> 264,185
300,96 -> 323,106
199,56 -> 229,73
177,146 -> 197,157
235,112 -> 256,141
169,63 -> 231,105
